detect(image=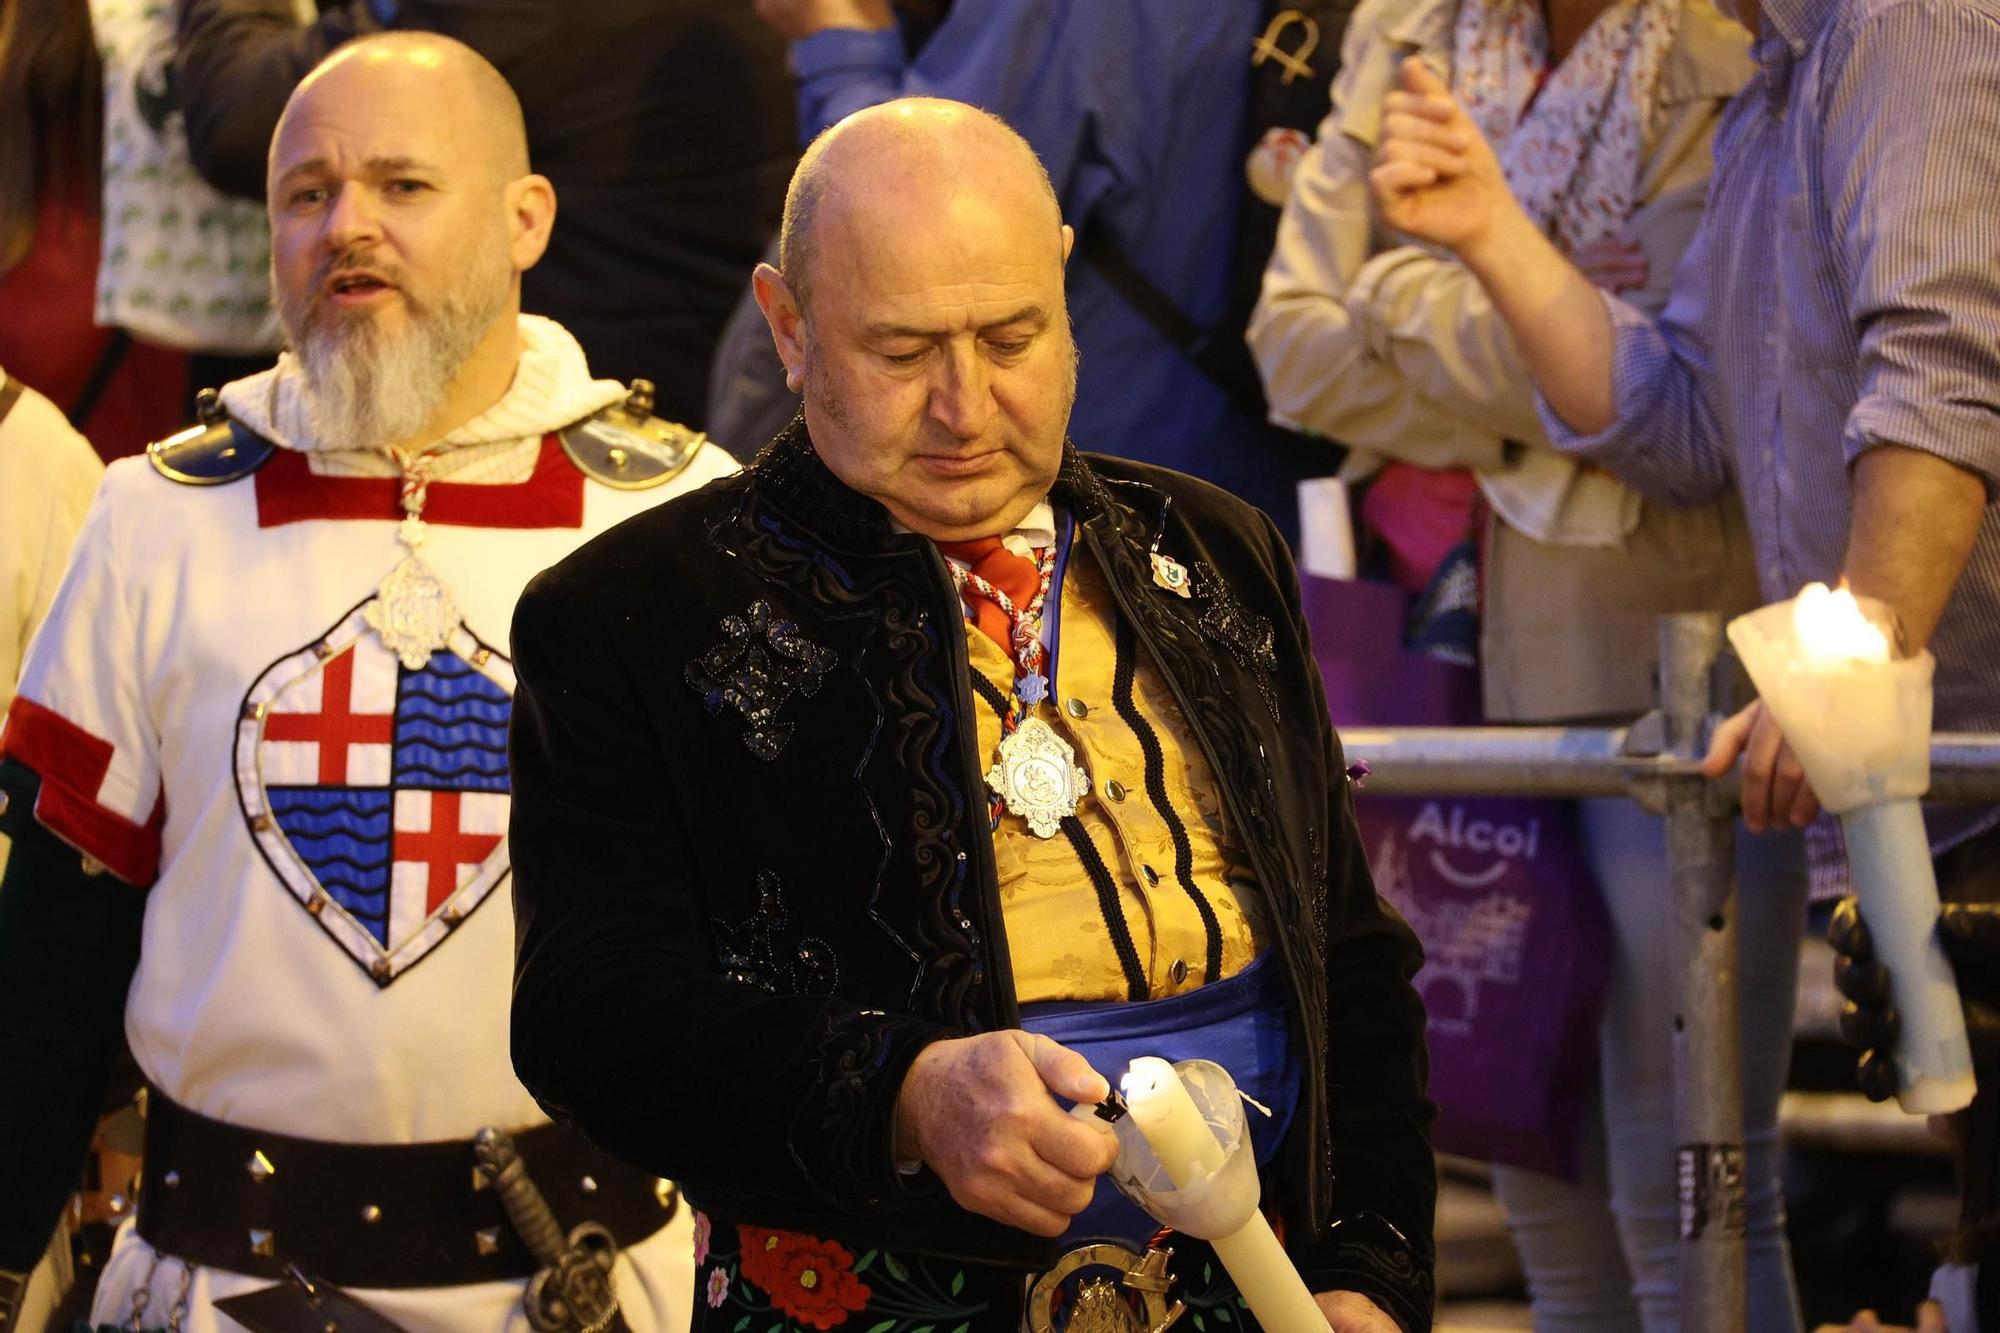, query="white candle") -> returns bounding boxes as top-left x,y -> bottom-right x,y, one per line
1122,1057 -> 1226,1183
1121,1057 -> 1330,1330
1728,587 -> 1974,1115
